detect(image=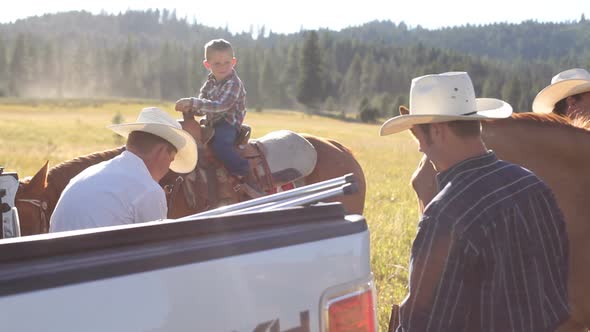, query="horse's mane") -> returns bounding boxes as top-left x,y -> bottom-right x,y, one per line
484,112 -> 590,170
45,146 -> 125,208
510,112 -> 590,132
